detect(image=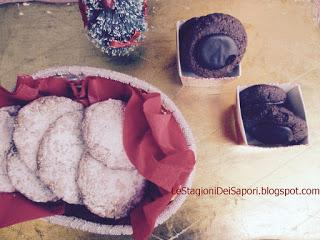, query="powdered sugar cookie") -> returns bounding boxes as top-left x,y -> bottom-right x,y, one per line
14,96 -> 83,171
0,106 -> 20,192
38,110 -> 84,204
82,99 -> 134,170
77,152 -> 145,219
6,149 -> 58,202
